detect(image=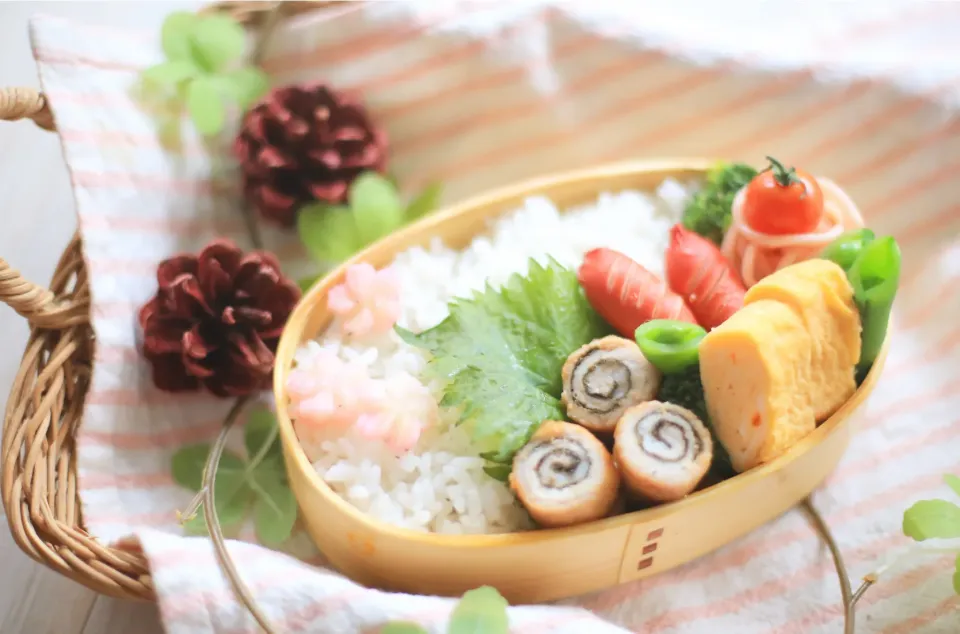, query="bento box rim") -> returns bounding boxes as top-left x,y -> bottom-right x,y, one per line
272,157 -> 890,547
